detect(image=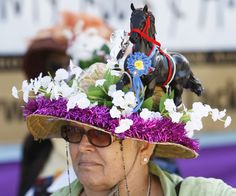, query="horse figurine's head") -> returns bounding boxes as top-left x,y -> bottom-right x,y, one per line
129,3 -> 156,47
